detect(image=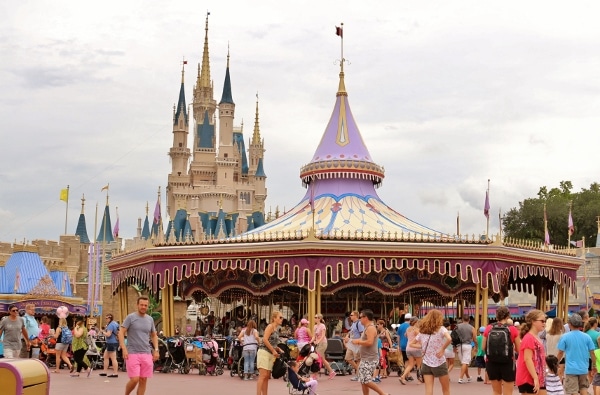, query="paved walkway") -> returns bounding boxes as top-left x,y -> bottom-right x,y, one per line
46,366 -> 517,395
